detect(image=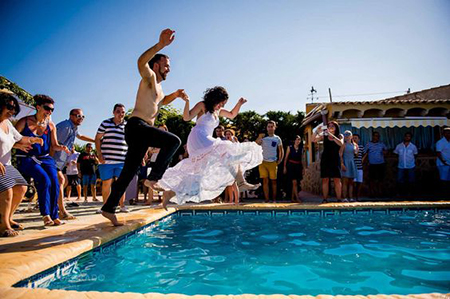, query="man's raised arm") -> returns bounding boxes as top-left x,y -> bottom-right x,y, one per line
137,28 -> 175,82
